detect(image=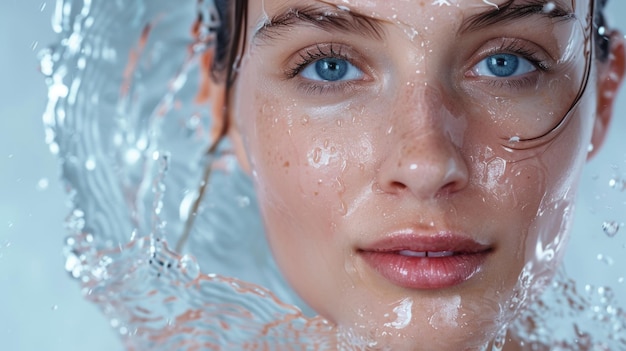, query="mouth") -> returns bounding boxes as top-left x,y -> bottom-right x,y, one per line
358,233 -> 492,290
